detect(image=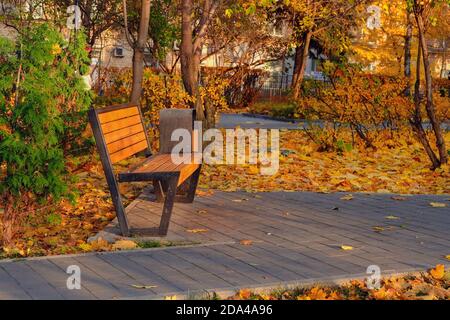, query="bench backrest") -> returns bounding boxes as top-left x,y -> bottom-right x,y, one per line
159,109 -> 195,154
89,104 -> 151,164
